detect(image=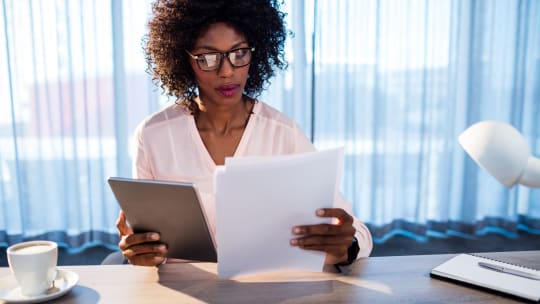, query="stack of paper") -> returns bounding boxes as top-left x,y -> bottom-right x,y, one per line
215,148 -> 344,279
